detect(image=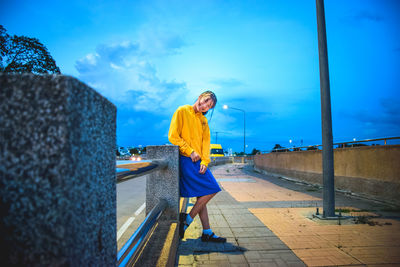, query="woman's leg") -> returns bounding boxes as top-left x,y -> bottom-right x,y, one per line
198,202 -> 210,230
188,193 -> 216,219
182,193 -> 226,242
